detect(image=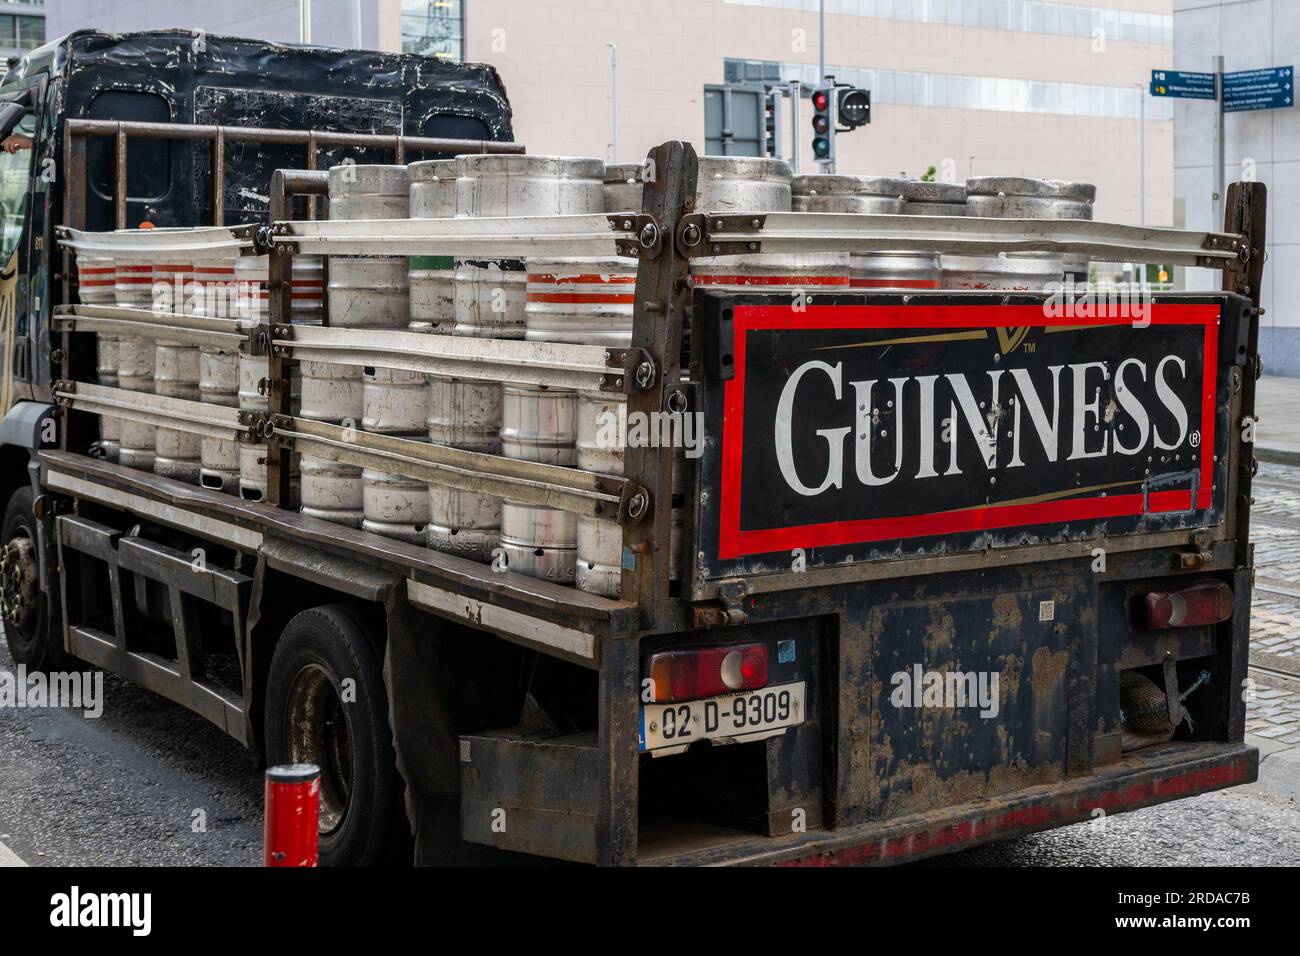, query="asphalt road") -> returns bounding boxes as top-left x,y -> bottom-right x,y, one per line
0,634 -> 262,866
4,466 -> 1300,867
